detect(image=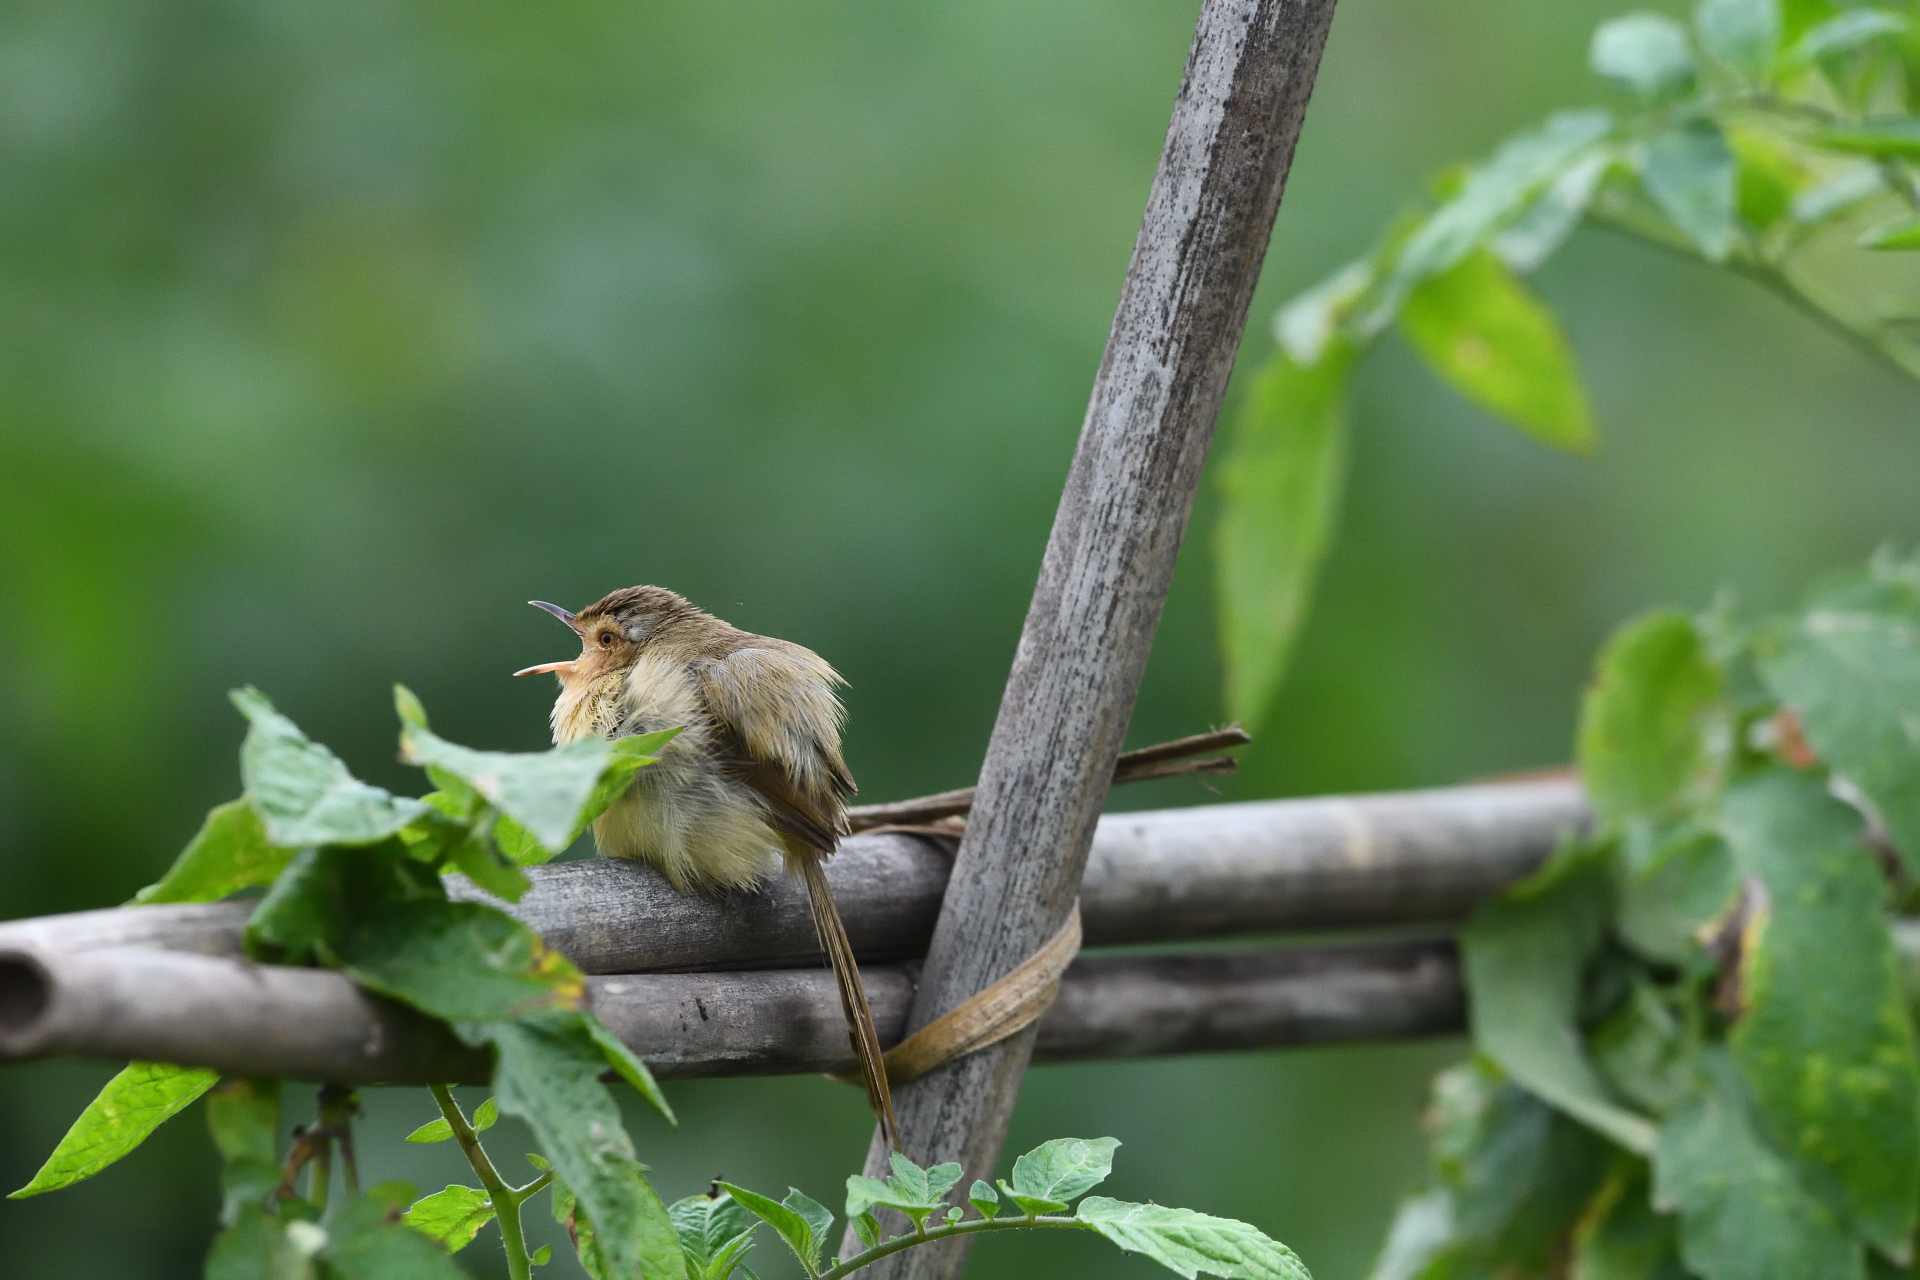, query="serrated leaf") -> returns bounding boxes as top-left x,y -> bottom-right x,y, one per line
583,1015 -> 675,1125
231,687 -> 428,846
1815,117 -> 1920,159
1011,1137 -> 1120,1206
404,1185 -> 496,1252
1654,1056 -> 1863,1278
1759,596 -> 1920,876
1578,611 -> 1727,824
852,1210 -> 882,1248
1641,120 -> 1740,261
671,1189 -> 759,1271
1462,847 -> 1659,1154
1863,217 -> 1920,250
133,799 -> 293,905
1721,770 -> 1920,1258
1591,14 -> 1697,98
489,1019 -> 682,1280
11,1062 -> 219,1198
720,1182 -> 832,1276
1695,0 -> 1781,75
395,686 -> 674,855
1215,345 -> 1352,730
1077,1197 -> 1311,1280
404,1118 -> 455,1145
996,1177 -> 1069,1217
1400,249 -> 1594,451
337,895 -> 585,1023
207,1078 -> 281,1225
1787,9 -> 1909,65
969,1179 -> 1000,1220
